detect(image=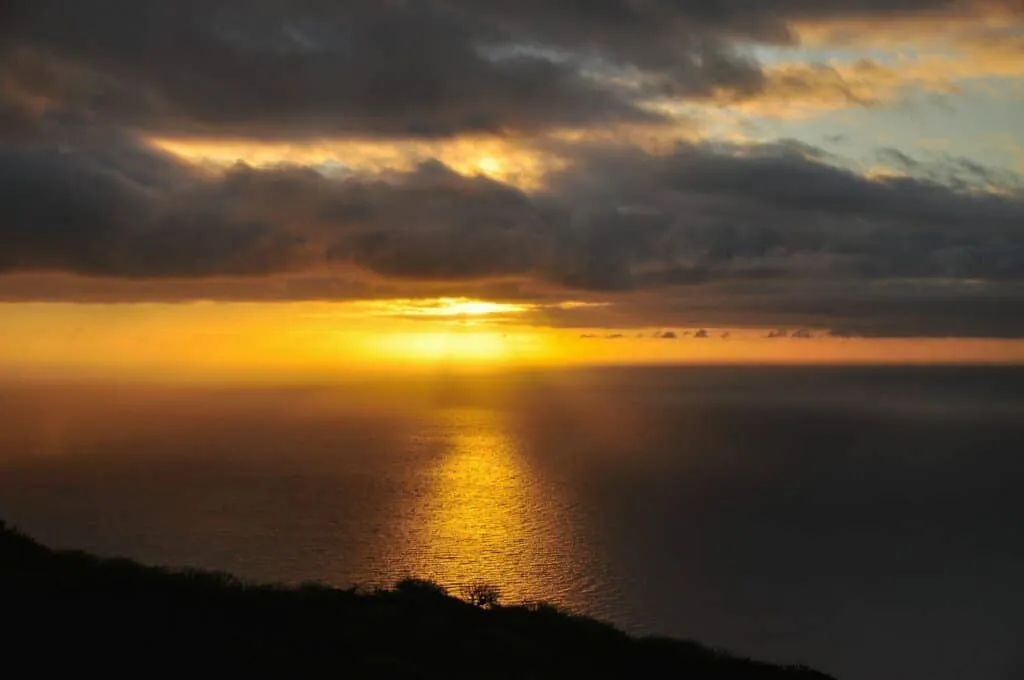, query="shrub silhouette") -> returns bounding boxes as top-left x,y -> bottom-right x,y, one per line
523,600 -> 562,615
394,577 -> 449,599
462,582 -> 502,608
